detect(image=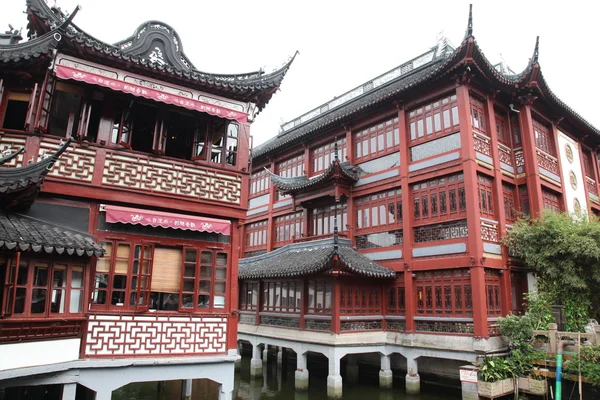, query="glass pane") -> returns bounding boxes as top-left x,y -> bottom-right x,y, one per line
215,282 -> 225,293
53,266 -> 67,287
94,273 -> 108,289
228,123 -> 239,138
181,294 -> 193,308
142,260 -> 151,275
216,253 -> 227,266
134,245 -> 141,258
33,264 -> 48,286
184,264 -> 195,278
198,294 -> 209,308
112,291 -> 125,305
132,260 -> 139,275
183,279 -> 194,292
143,246 -> 152,259
214,295 -> 225,308
70,290 -> 82,313
131,276 -> 138,290
200,265 -> 211,278
71,267 -> 83,288
115,260 -> 128,274
96,257 -> 110,274
51,289 -> 66,313
185,250 -> 197,263
117,243 -> 130,258
215,268 -> 226,280
113,275 -> 127,289
102,242 -> 113,257
14,287 -> 26,313
31,288 -> 47,313
92,290 -> 106,305
199,280 -> 210,293
201,251 -> 212,264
